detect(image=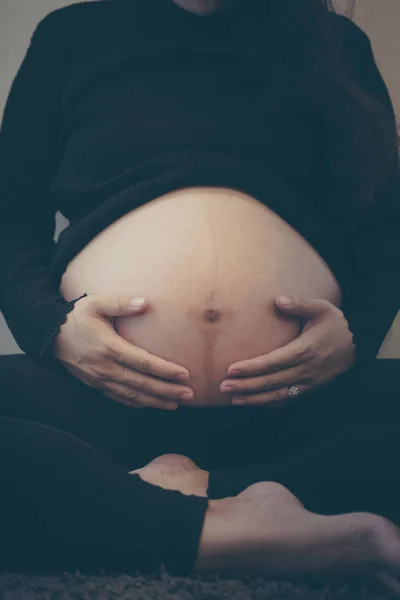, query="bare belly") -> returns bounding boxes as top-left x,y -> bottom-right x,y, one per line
60,187 -> 342,407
